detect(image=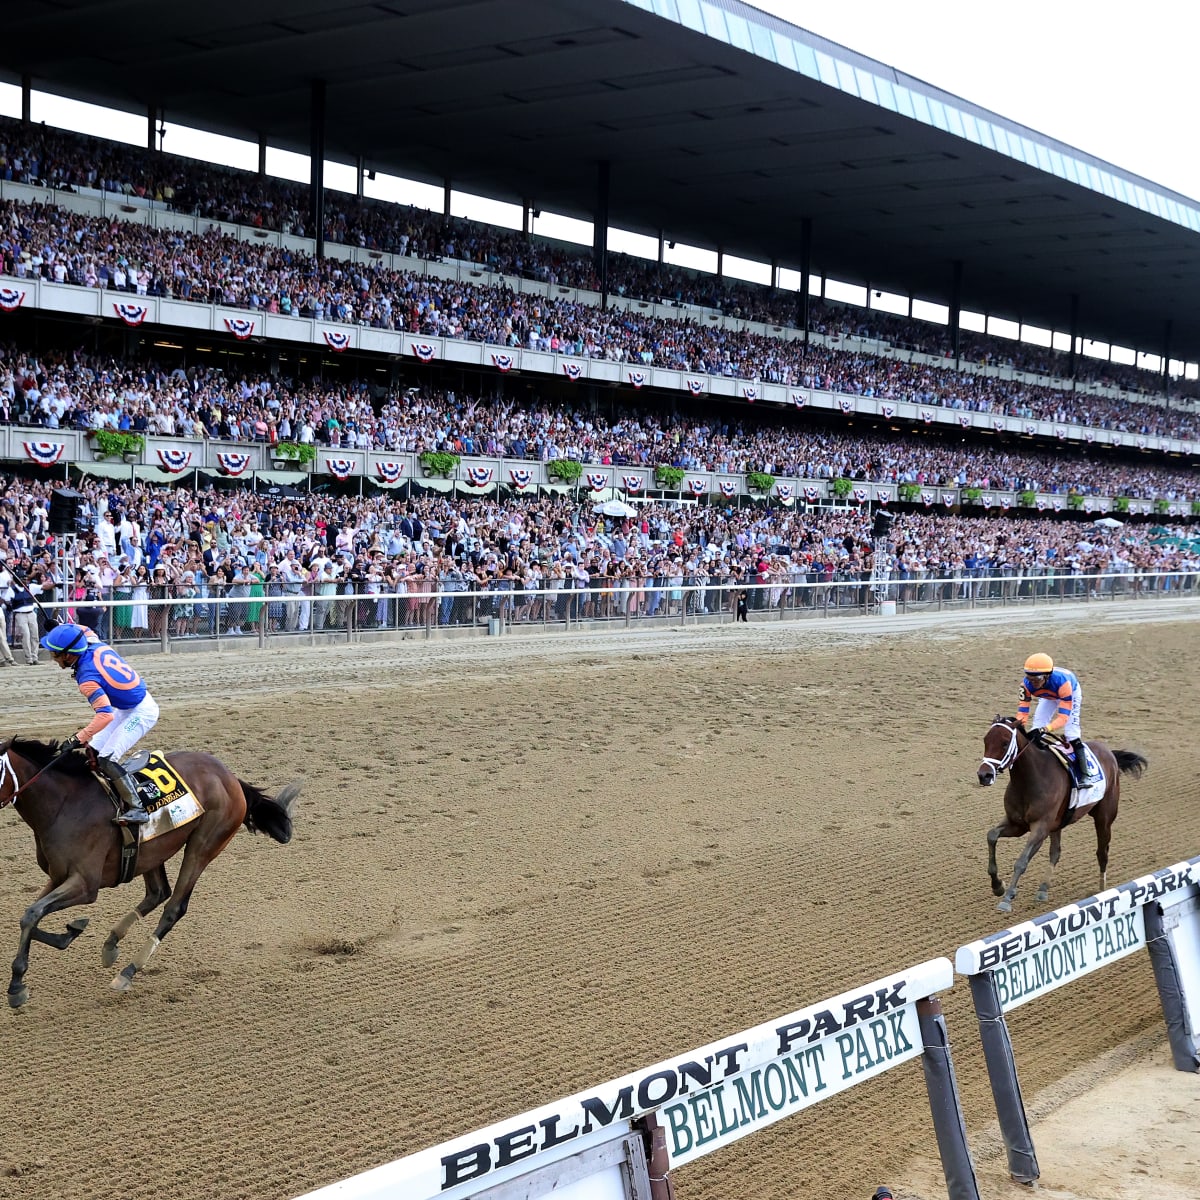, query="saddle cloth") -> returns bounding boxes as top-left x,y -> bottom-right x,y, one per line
1044,741 -> 1105,810
105,752 -> 204,844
